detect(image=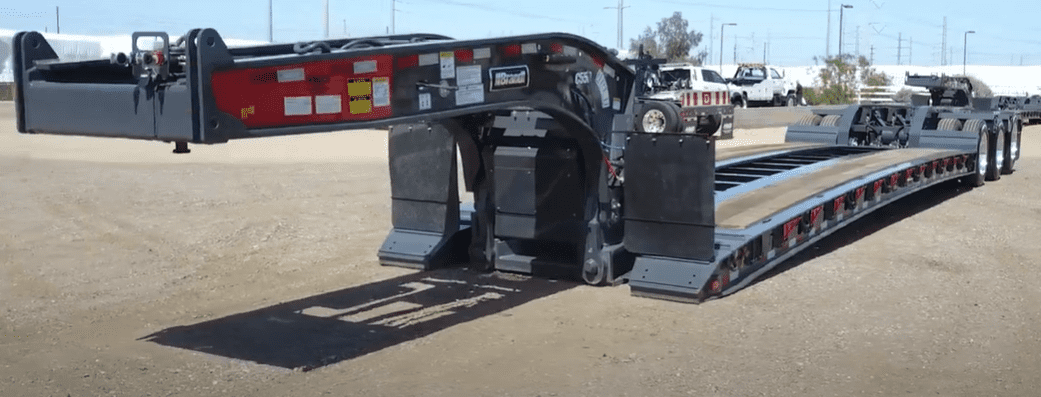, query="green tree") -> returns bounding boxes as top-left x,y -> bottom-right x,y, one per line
628,12 -> 706,64
804,54 -> 890,105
